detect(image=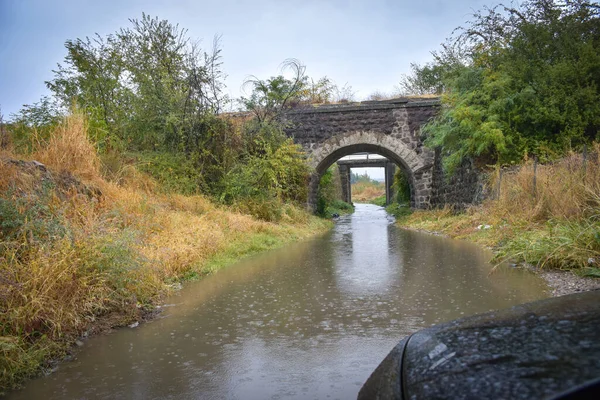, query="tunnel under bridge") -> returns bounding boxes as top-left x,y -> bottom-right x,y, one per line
336,157 -> 397,205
